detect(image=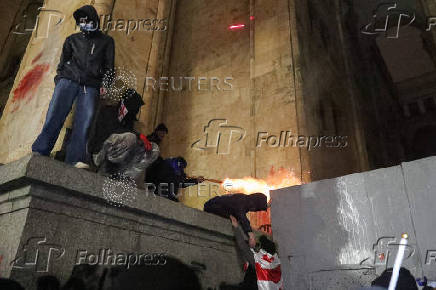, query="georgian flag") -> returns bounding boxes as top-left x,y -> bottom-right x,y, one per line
118,99 -> 128,122
251,249 -> 283,290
